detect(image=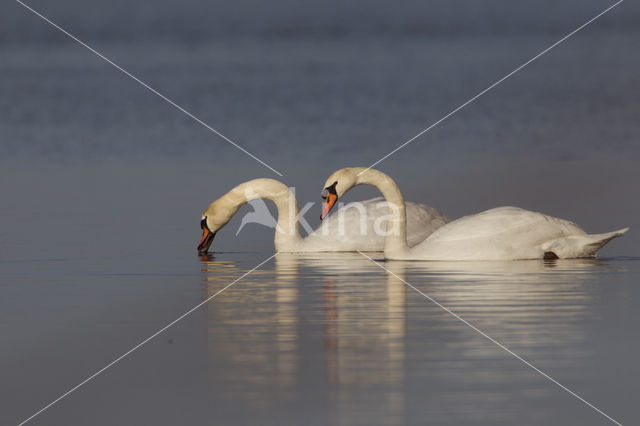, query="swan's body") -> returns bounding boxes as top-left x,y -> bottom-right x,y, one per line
321,168 -> 628,260
199,178 -> 450,253
410,206 -> 627,260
